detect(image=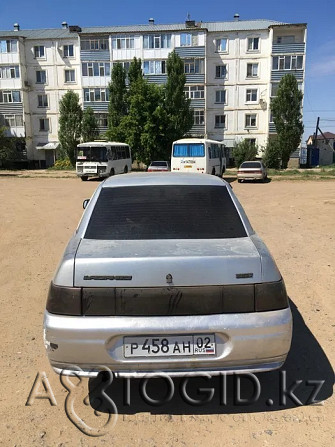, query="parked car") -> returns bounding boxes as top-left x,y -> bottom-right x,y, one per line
44,173 -> 292,378
237,161 -> 268,183
147,161 -> 170,172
